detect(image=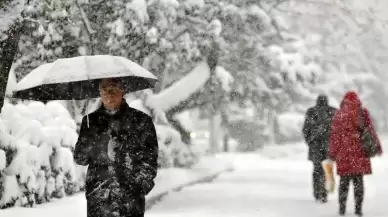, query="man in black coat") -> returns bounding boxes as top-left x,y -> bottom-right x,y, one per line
302,94 -> 336,203
74,78 -> 158,217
